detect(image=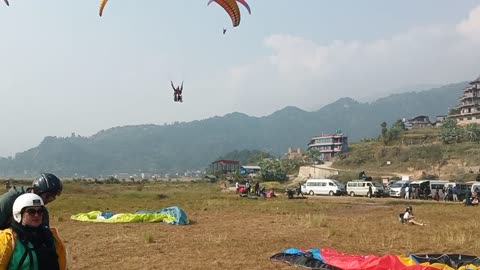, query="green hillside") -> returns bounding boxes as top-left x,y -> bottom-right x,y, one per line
332,127 -> 480,181
0,82 -> 469,177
